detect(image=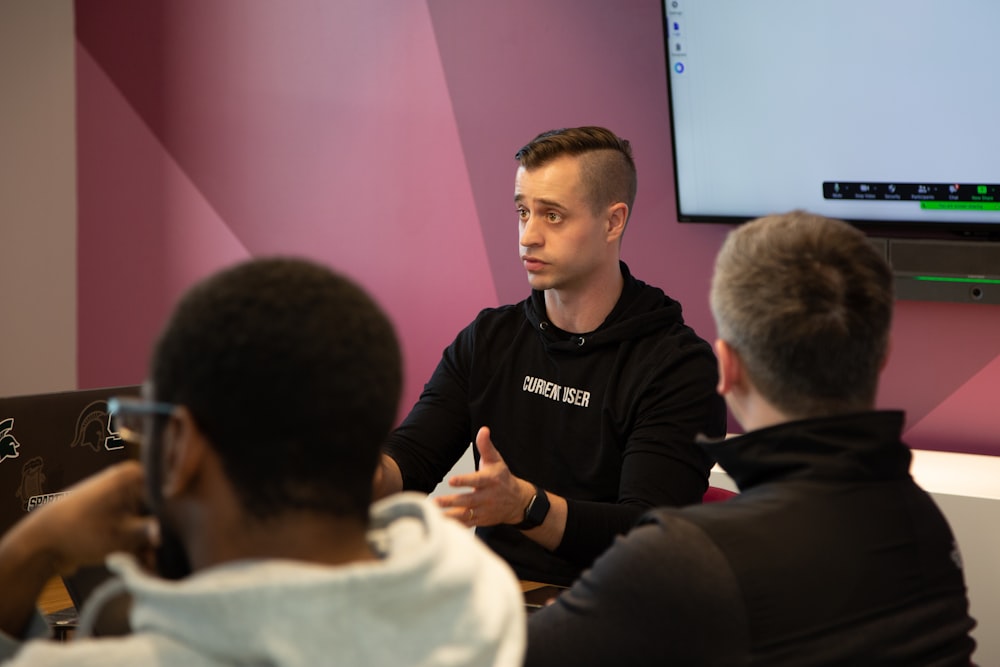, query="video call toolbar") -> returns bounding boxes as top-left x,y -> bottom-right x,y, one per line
823,182 -> 999,207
